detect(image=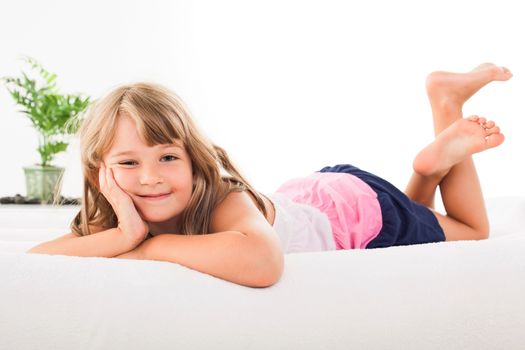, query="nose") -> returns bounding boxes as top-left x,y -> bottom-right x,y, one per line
139,163 -> 164,185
